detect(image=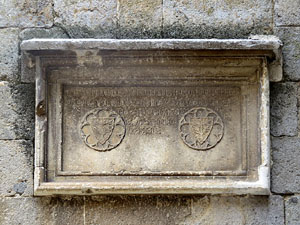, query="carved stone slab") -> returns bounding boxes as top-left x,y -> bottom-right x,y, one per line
21,38 -> 281,196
